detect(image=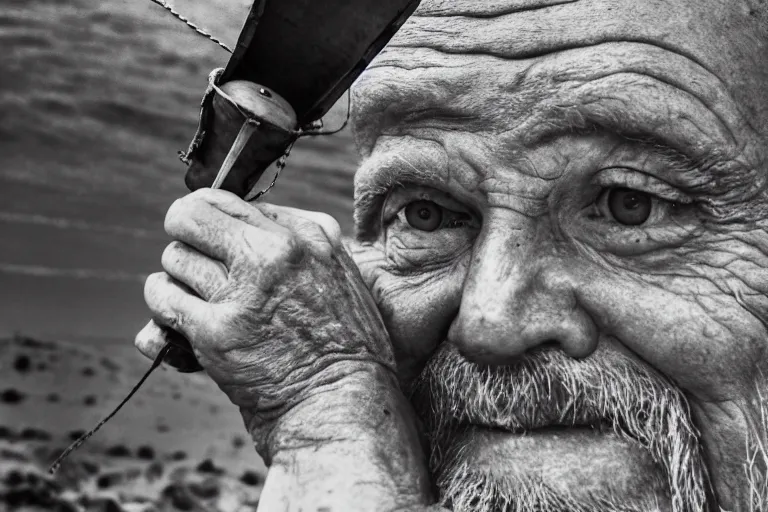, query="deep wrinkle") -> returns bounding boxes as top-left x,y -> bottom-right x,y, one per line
129,0 -> 768,509
355,130 -> 715,242
352,1 -> 768,508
